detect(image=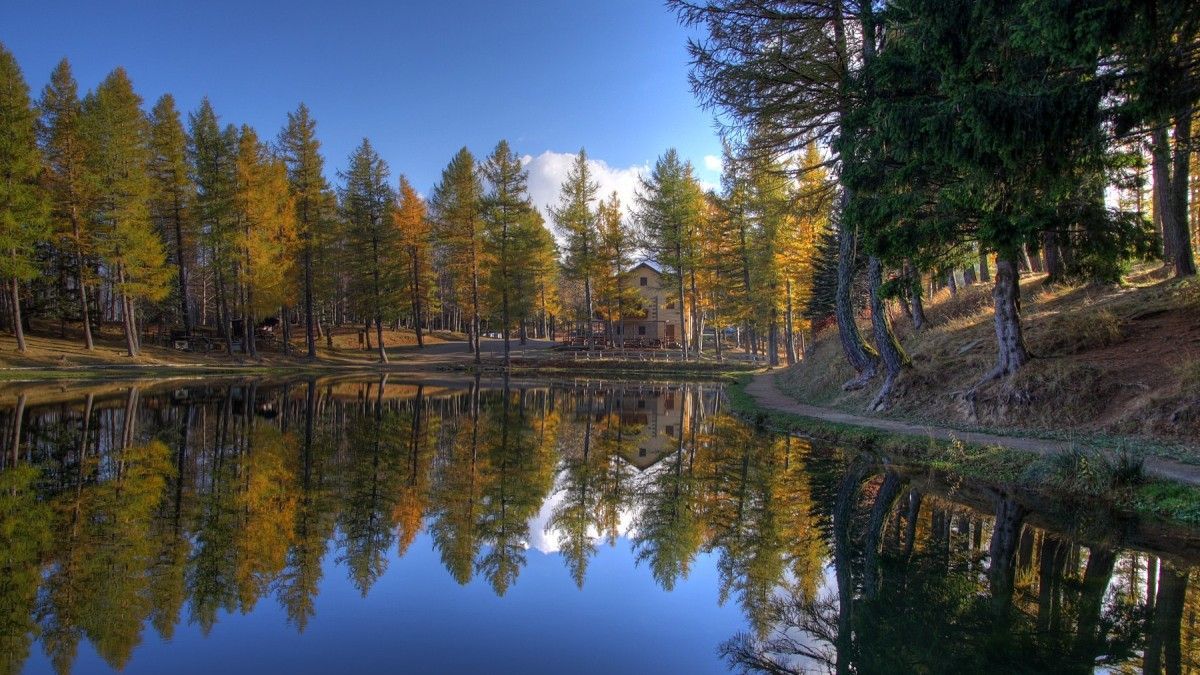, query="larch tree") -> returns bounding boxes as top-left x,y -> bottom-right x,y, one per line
634,149 -> 704,360
82,68 -> 172,357
479,139 -> 533,366
278,103 -> 332,357
234,125 -> 296,358
0,44 -> 49,353
550,149 -> 601,338
338,138 -> 396,364
512,208 -> 558,344
779,142 -> 828,364
393,174 -> 434,348
188,98 -> 238,351
594,192 -> 640,348
429,147 -> 484,363
37,58 -> 94,350
147,94 -> 193,335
